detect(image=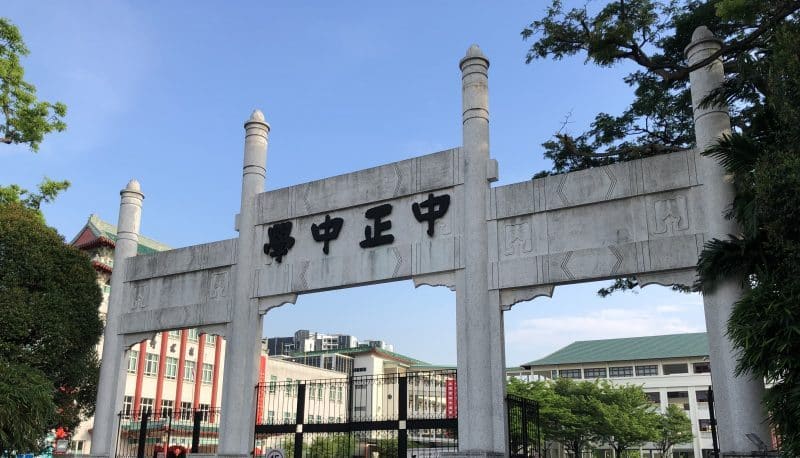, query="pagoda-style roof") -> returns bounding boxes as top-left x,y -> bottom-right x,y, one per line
71,214 -> 171,255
